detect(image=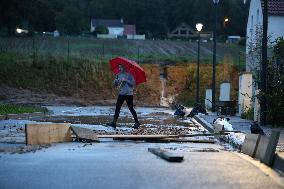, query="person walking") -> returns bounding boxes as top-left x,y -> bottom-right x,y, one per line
107,64 -> 140,129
